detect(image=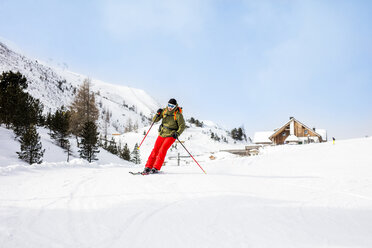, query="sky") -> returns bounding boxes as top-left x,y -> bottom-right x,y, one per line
0,0 -> 371,139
